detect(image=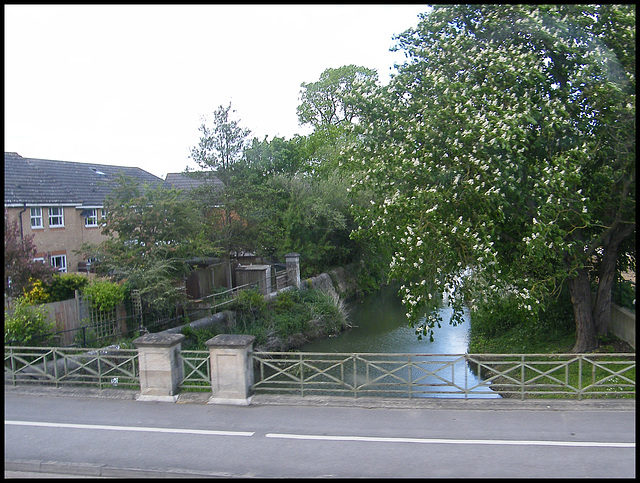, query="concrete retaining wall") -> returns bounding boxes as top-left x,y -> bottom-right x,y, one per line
610,304 -> 635,349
